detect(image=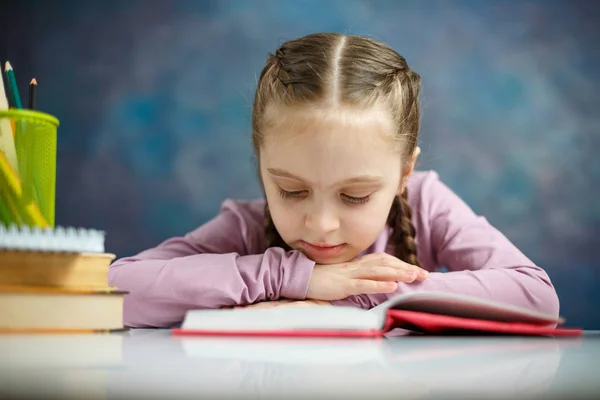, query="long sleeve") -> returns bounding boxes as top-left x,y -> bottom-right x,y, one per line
332,171 -> 560,318
108,199 -> 315,328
